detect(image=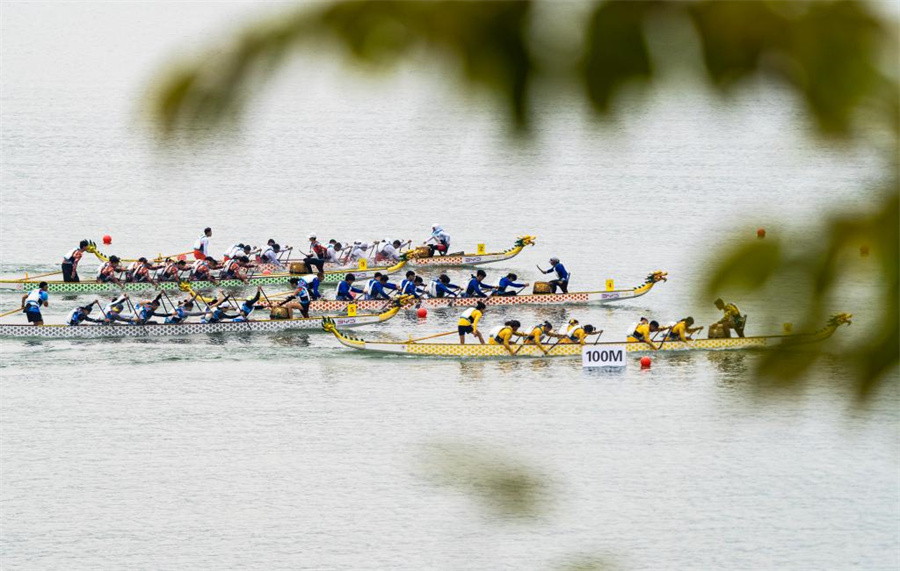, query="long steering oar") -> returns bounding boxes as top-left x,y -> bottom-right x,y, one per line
0,306 -> 25,319
407,330 -> 456,343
